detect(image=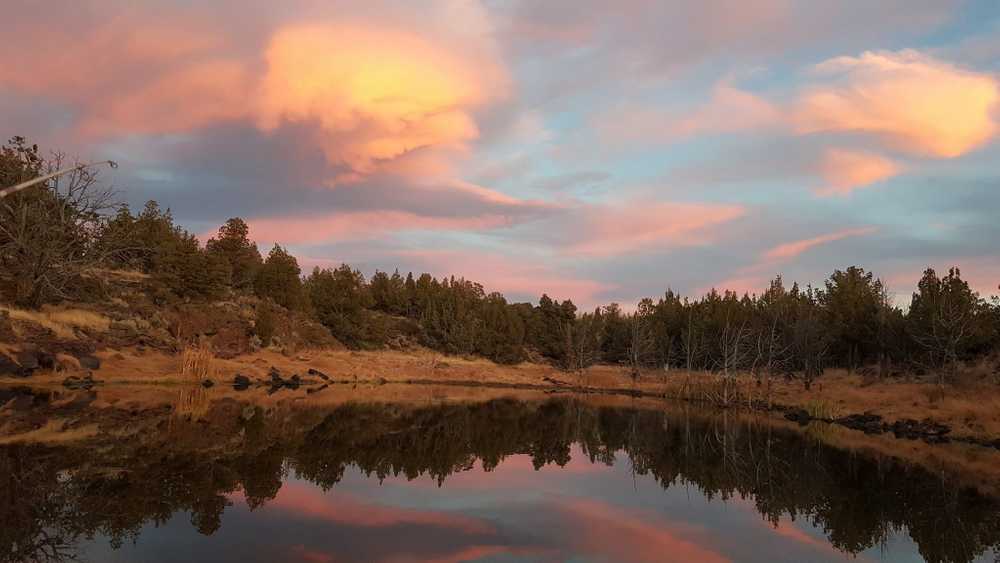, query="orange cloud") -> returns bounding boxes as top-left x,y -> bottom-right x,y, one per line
796,50 -> 999,158
815,148 -> 900,196
570,202 -> 746,256
256,23 -> 507,181
764,226 -> 878,260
